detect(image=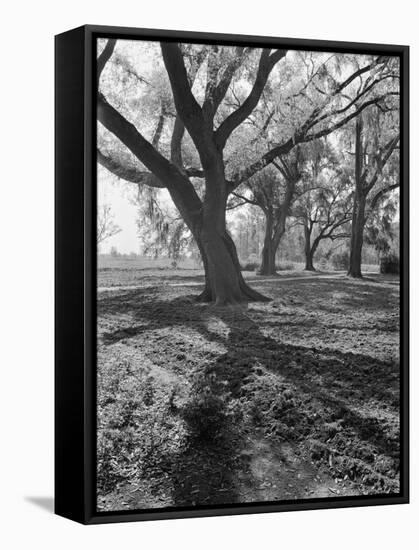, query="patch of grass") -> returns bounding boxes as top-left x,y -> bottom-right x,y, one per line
180,370 -> 242,442
97,361 -> 186,495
